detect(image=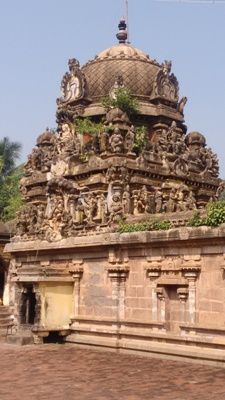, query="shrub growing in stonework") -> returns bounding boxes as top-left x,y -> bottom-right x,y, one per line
102,87 -> 139,116
189,201 -> 225,228
74,116 -> 147,159
205,201 -> 225,226
133,126 -> 147,153
118,220 -> 173,233
74,118 -> 104,136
